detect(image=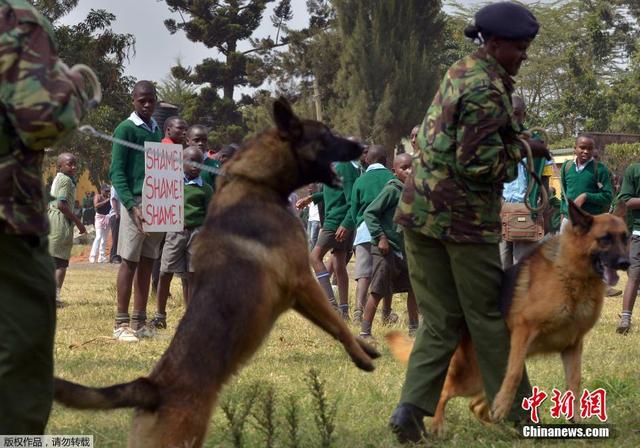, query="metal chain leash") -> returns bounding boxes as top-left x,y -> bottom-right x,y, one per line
78,125 -> 226,177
